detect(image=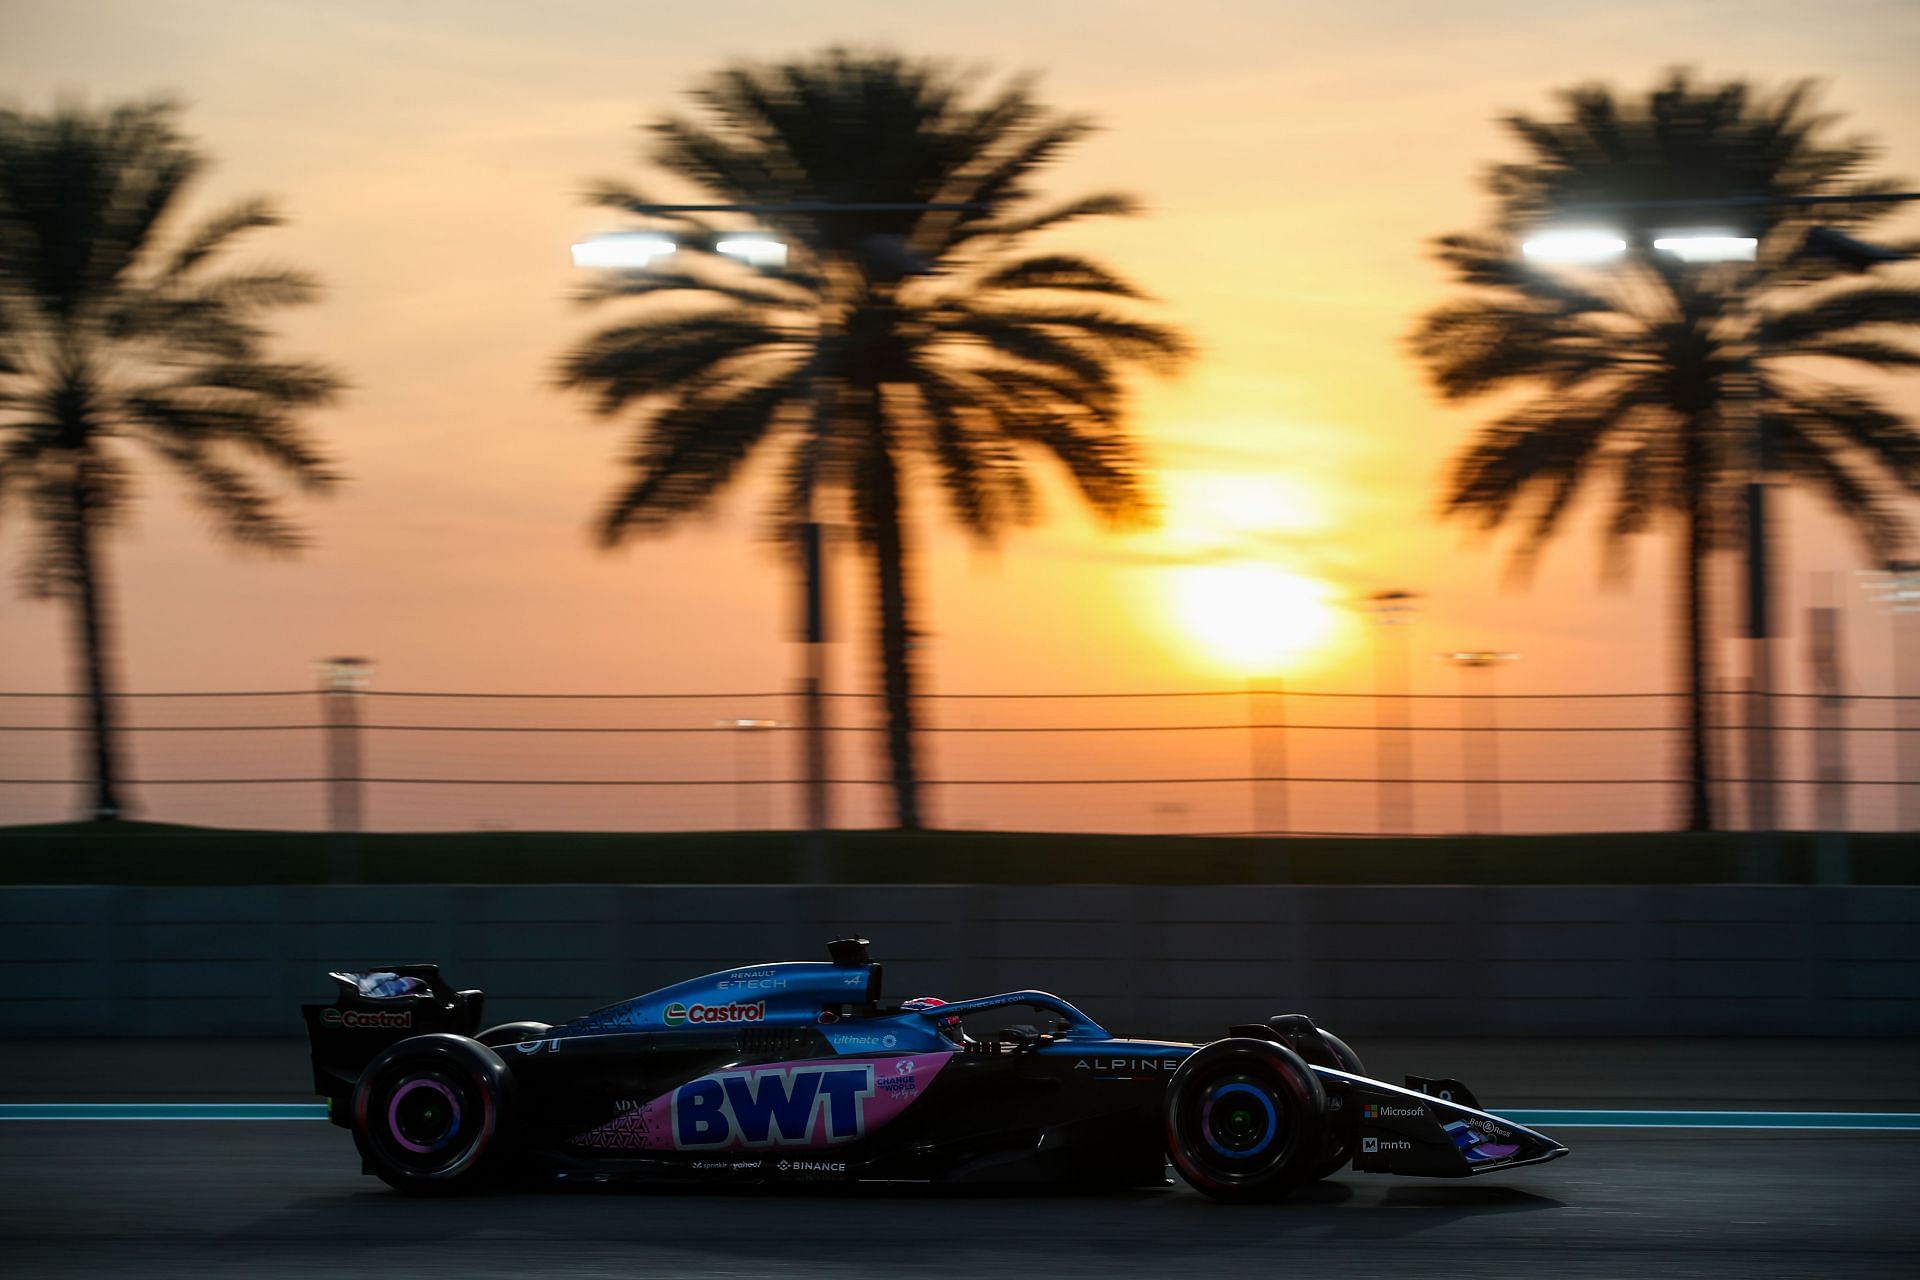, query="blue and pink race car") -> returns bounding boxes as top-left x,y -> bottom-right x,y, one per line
302,938 -> 1567,1202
